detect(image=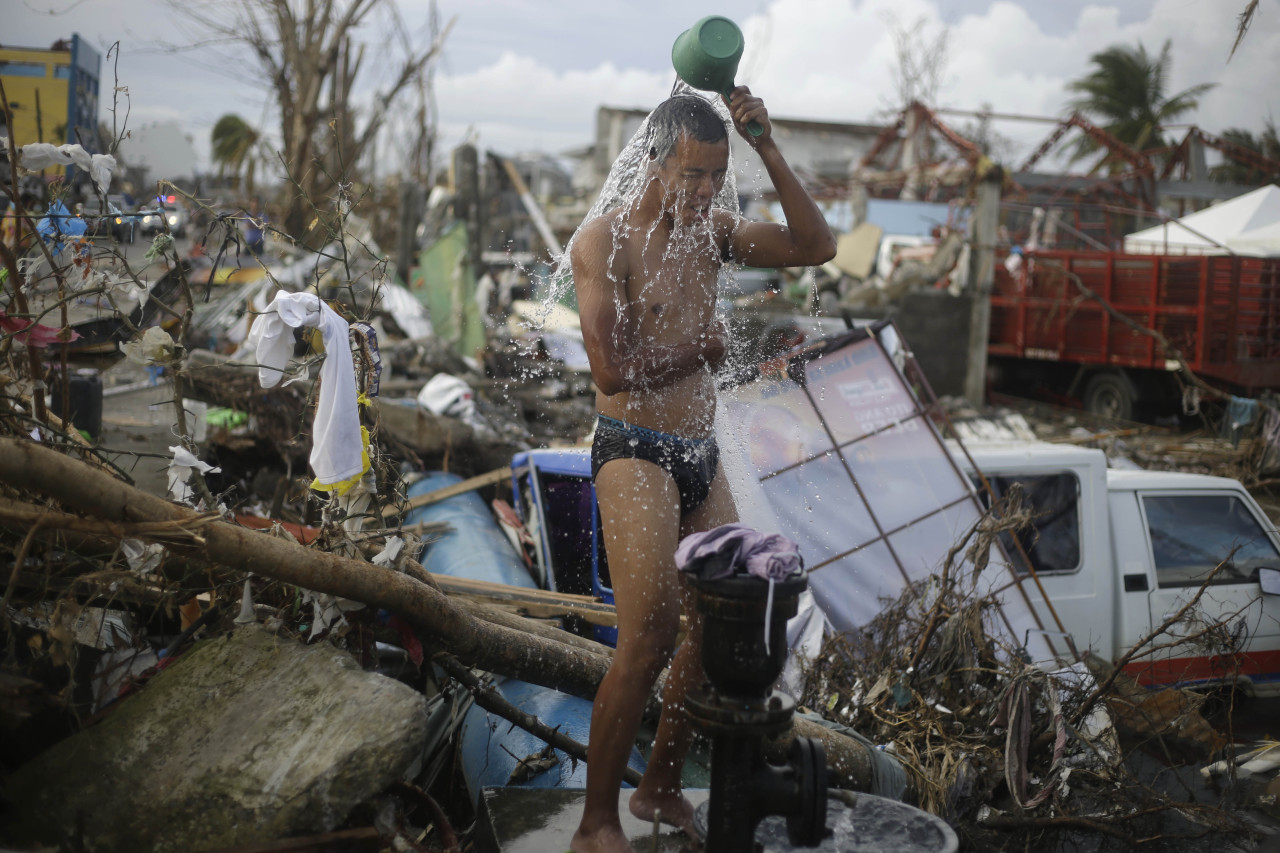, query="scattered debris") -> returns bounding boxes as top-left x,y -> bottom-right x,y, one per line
796,486 -> 1270,850
3,110 -> 1279,853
